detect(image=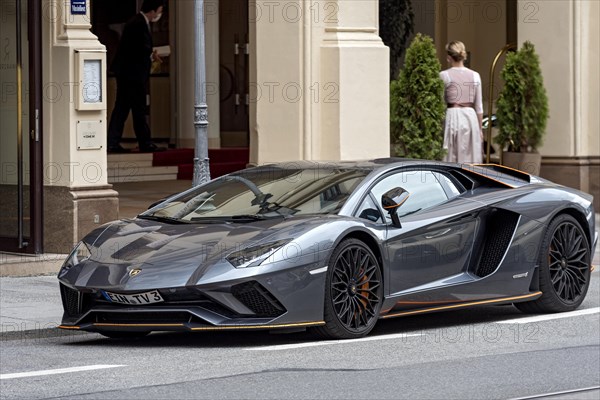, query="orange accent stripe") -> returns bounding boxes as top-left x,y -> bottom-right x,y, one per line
61,321 -> 325,331
381,292 -> 542,319
190,321 -> 325,331
58,325 -> 81,330
394,299 -> 471,306
383,193 -> 411,210
461,167 -> 516,188
471,163 -> 531,177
